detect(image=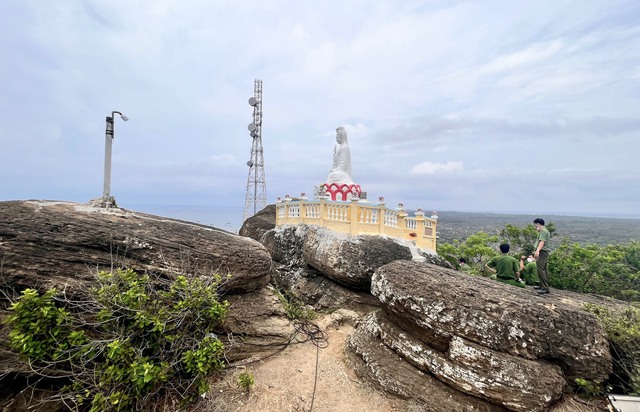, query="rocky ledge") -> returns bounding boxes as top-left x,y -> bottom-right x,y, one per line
243,206 -> 621,412
0,200 -> 293,410
347,261 -> 612,411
